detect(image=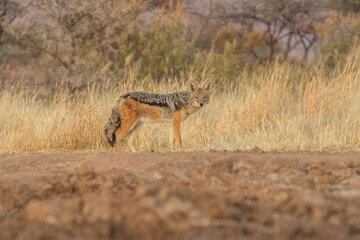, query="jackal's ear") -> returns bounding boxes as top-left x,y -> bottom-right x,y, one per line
203,81 -> 211,92
189,81 -> 196,92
